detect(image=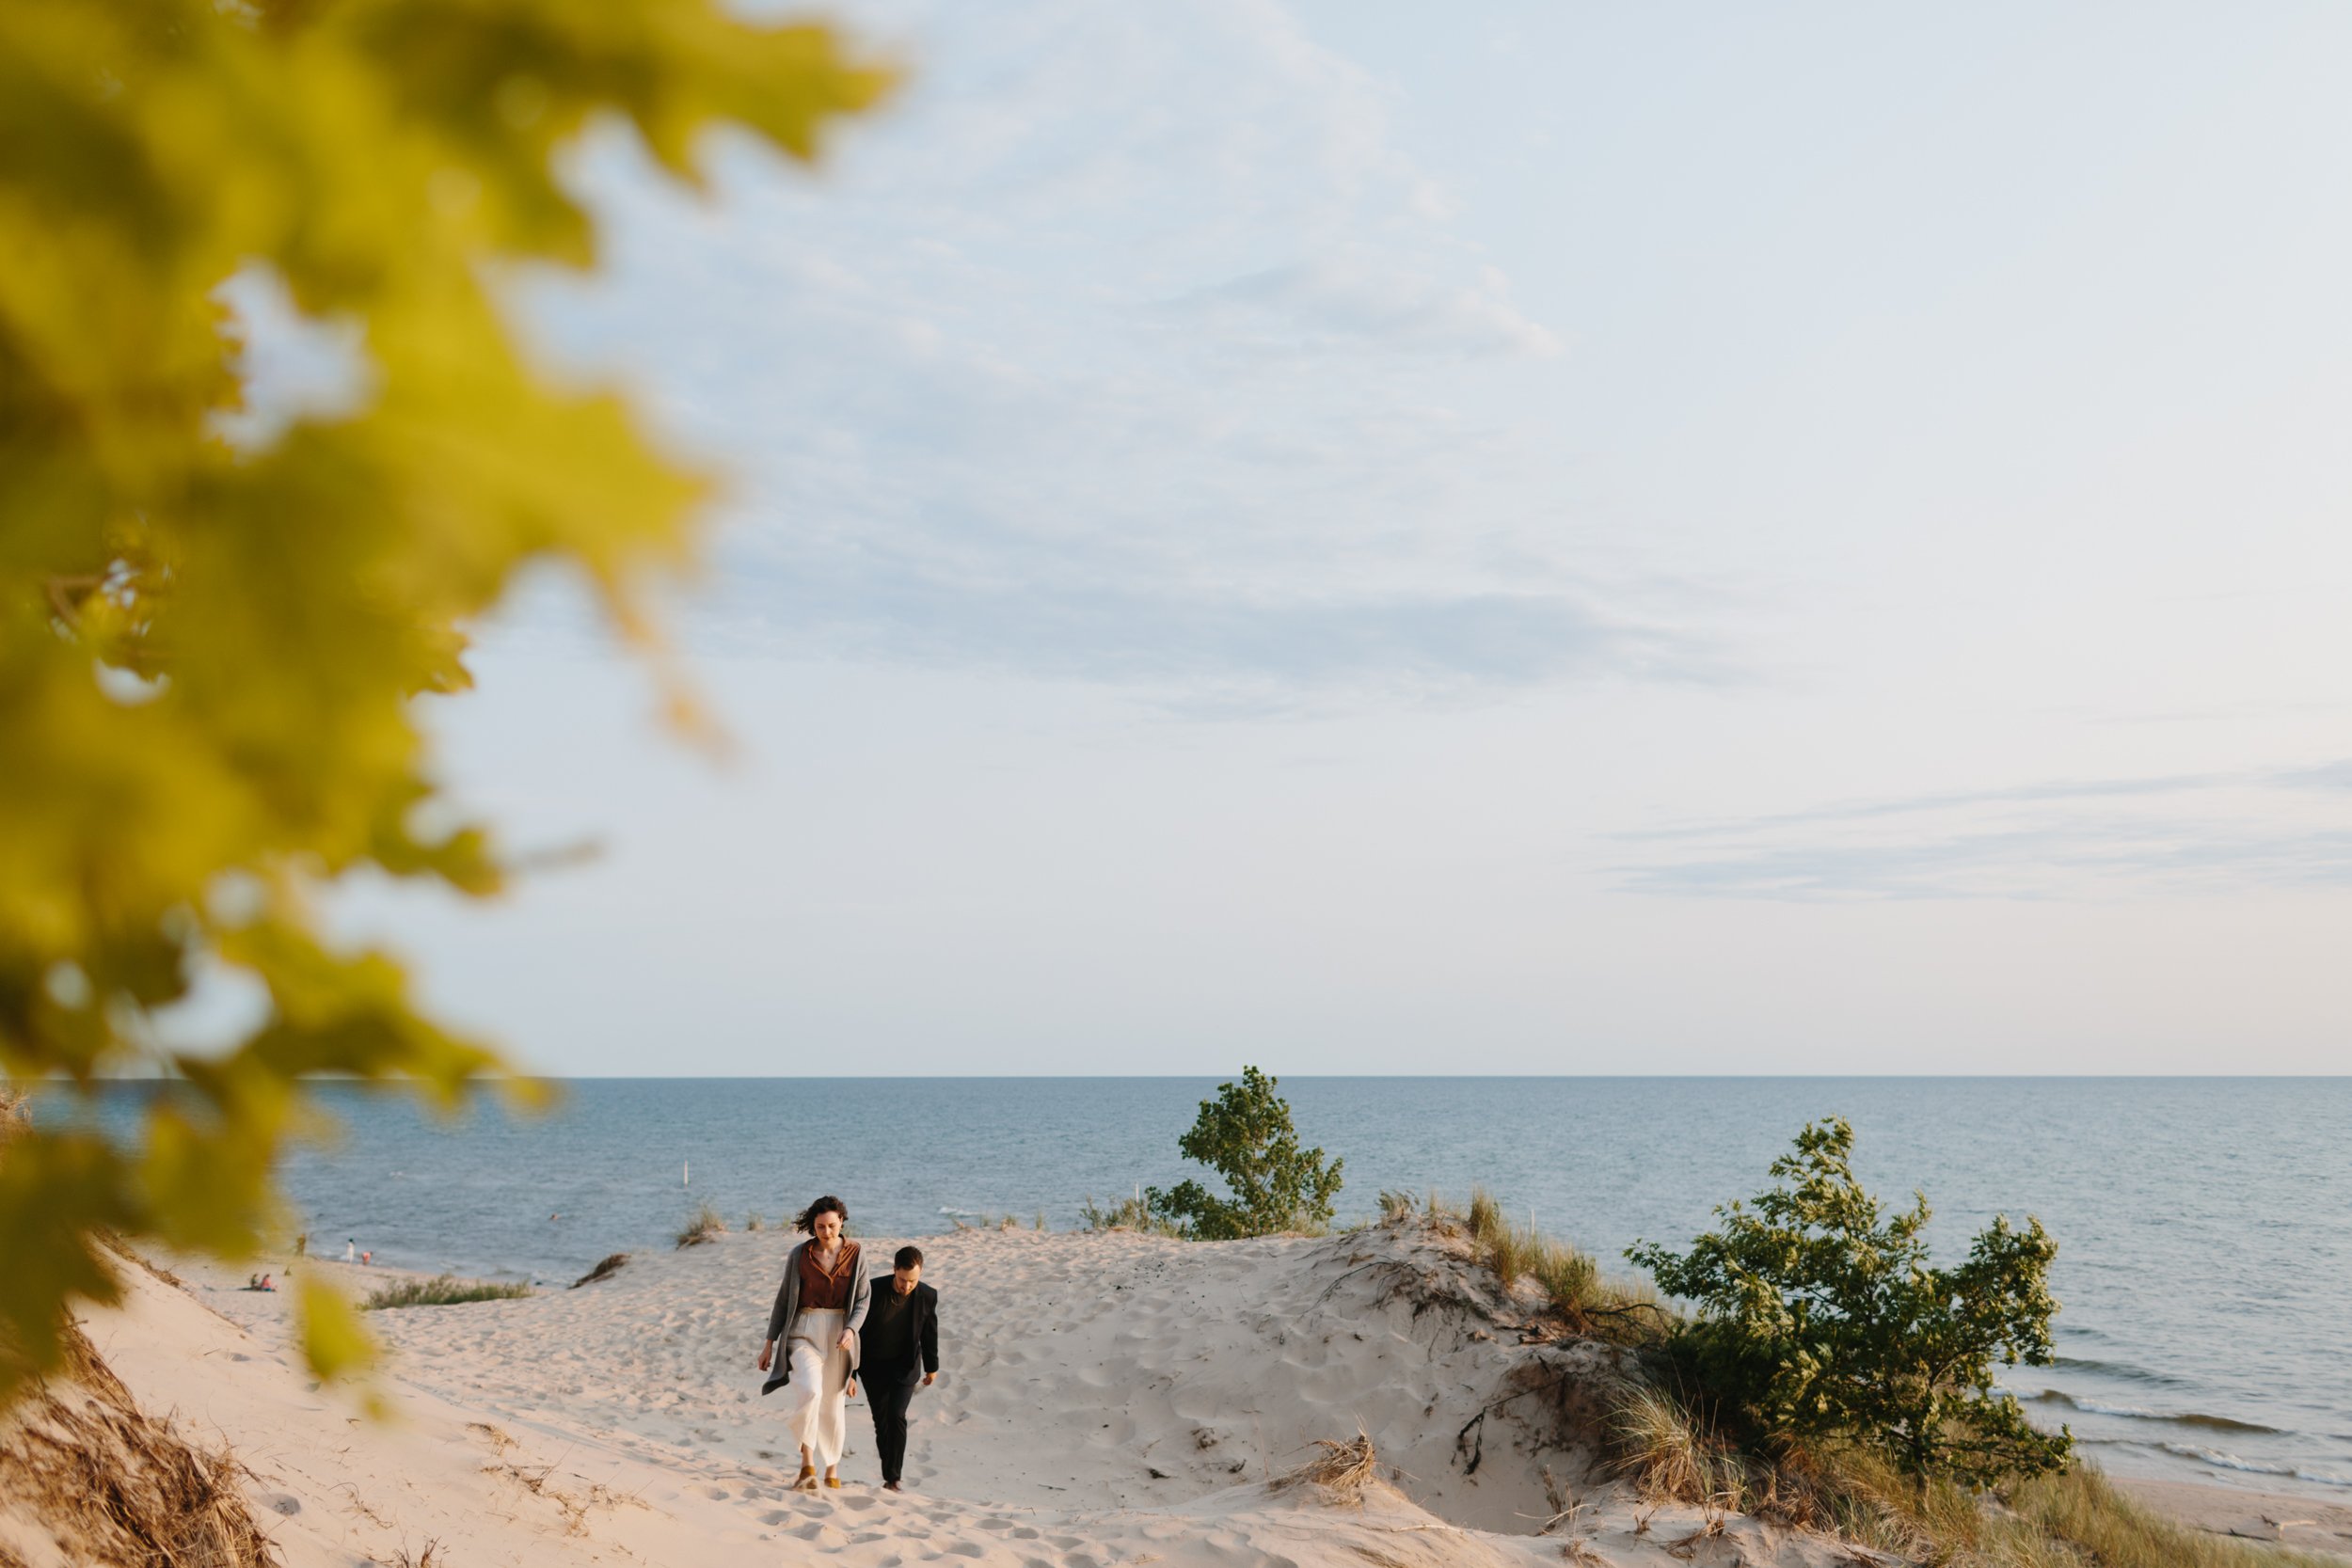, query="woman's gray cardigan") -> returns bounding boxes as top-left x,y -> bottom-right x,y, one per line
760,1240 -> 871,1394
